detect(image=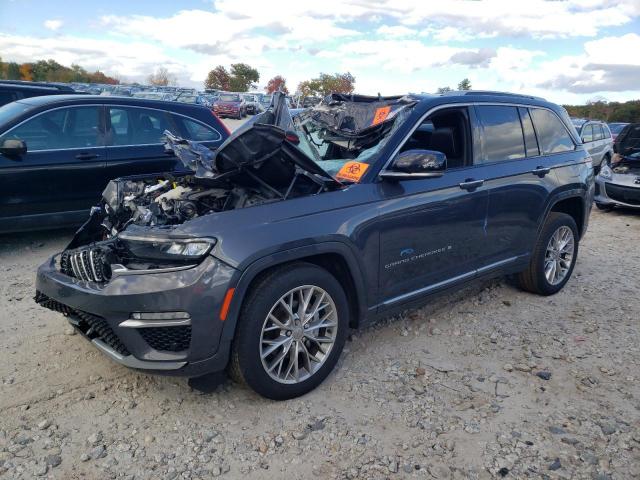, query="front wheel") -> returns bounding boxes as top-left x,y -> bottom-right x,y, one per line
517,212 -> 579,295
229,263 -> 349,399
